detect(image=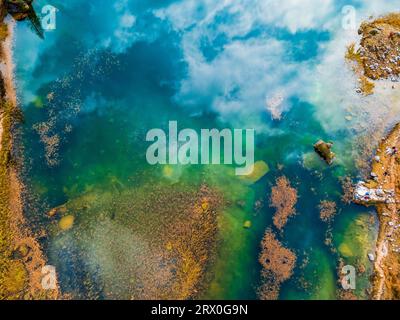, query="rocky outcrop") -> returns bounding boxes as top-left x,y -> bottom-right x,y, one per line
353,181 -> 395,205
314,140 -> 335,165
358,14 -> 400,81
